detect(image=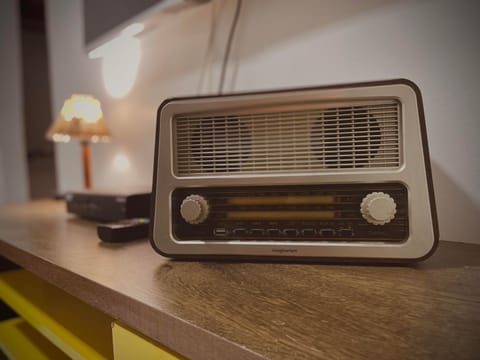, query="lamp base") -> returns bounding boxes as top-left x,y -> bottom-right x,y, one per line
81,141 -> 91,189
